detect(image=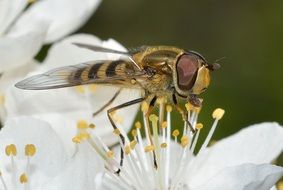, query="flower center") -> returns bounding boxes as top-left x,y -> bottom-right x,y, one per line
72,100 -> 225,190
